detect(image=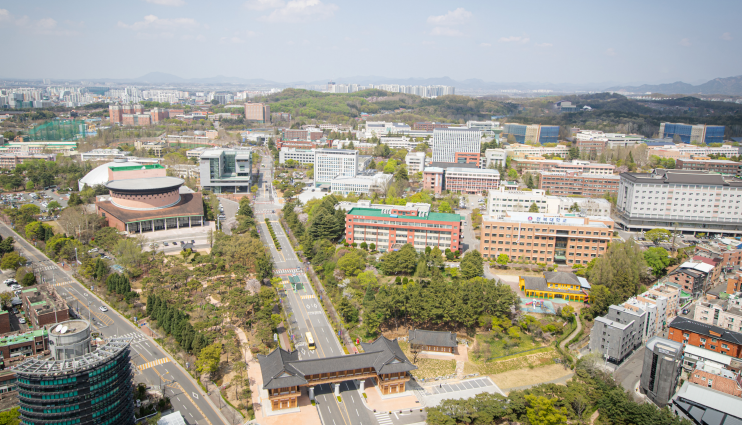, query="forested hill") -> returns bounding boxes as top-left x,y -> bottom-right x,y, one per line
264,89 -> 516,125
